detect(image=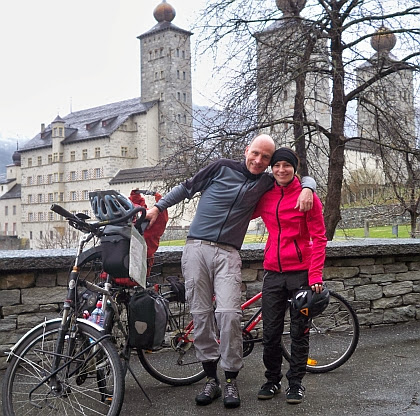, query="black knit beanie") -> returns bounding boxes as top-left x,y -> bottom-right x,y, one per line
270,148 -> 299,172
